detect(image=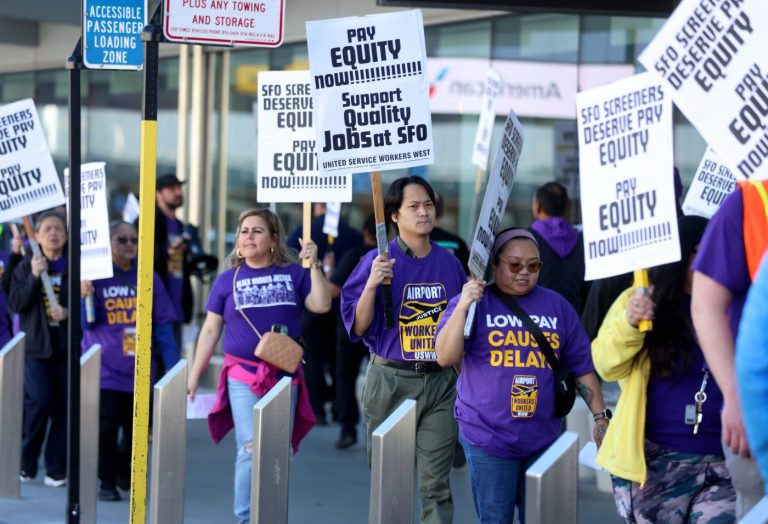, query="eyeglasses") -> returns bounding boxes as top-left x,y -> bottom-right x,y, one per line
114,237 -> 139,245
501,260 -> 542,274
